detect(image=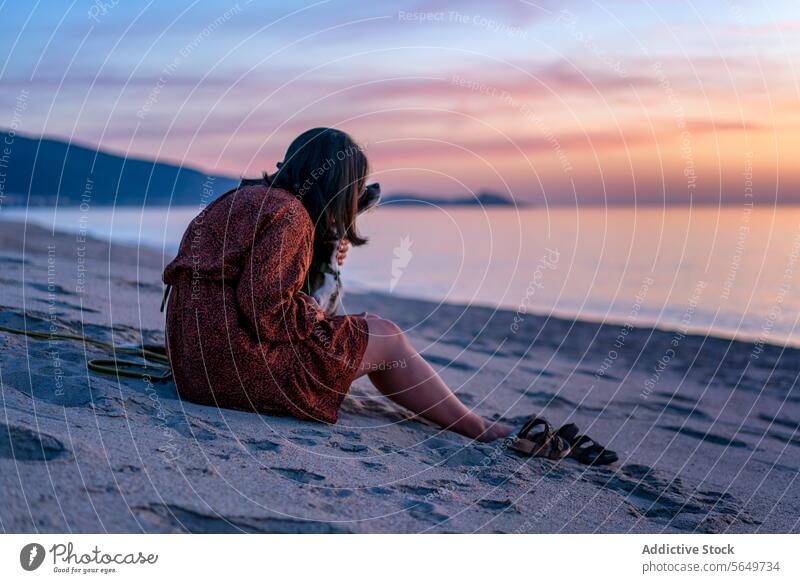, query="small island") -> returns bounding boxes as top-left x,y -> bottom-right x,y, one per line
1,130 -> 522,209
380,191 -> 520,207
